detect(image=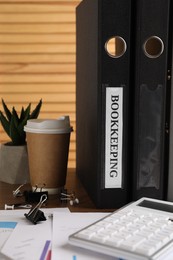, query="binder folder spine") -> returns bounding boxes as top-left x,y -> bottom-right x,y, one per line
167,0 -> 173,201
76,0 -> 132,208
132,0 -> 171,200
